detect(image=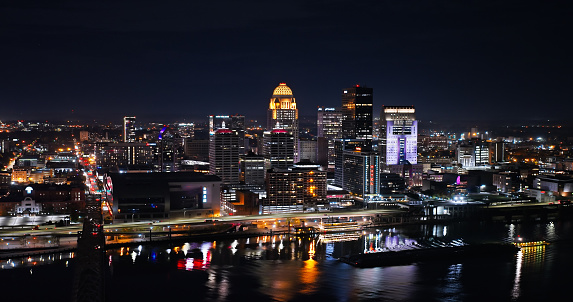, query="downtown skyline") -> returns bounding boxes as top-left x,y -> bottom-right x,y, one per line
1,0 -> 572,123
